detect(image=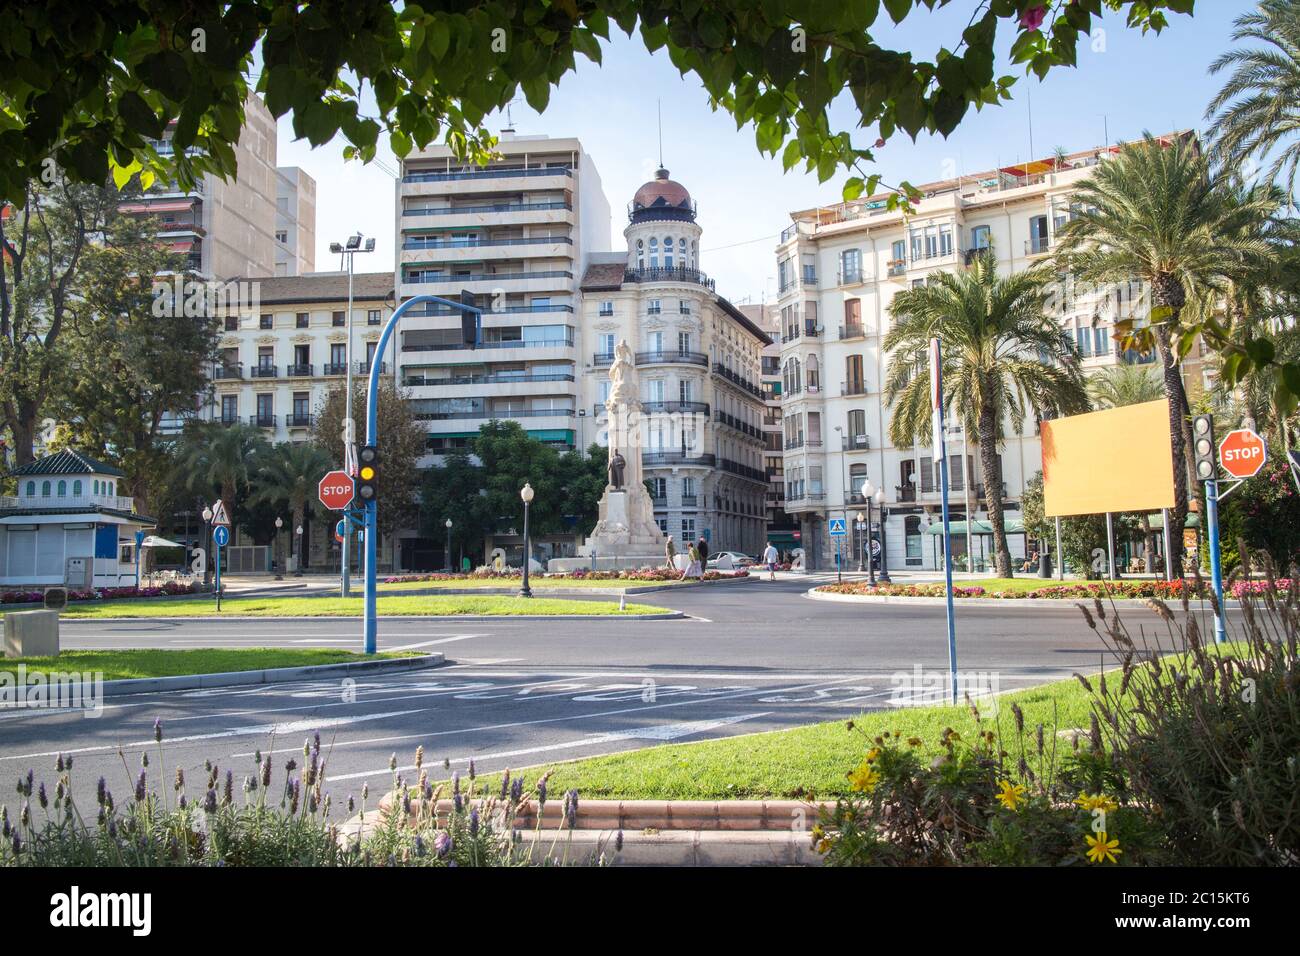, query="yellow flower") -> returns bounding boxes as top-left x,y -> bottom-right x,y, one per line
848,761 -> 880,793
1075,793 -> 1119,813
995,780 -> 1028,810
865,747 -> 881,762
1085,831 -> 1122,864
907,737 -> 923,747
